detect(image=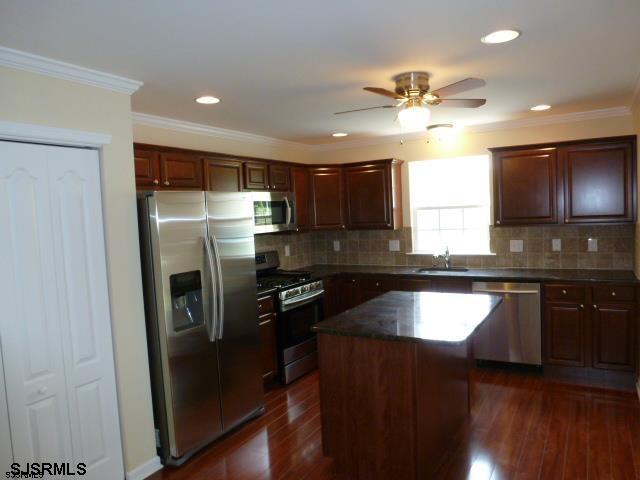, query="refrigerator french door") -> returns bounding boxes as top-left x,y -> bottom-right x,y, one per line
138,191 -> 264,465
